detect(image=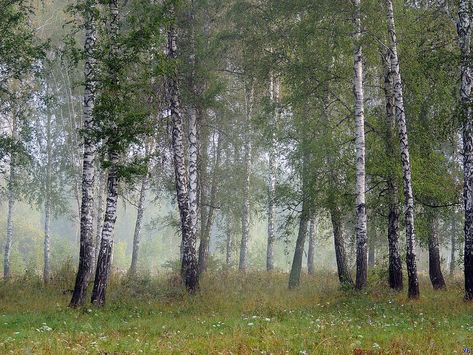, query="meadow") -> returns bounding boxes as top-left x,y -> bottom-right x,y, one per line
0,269 -> 472,354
